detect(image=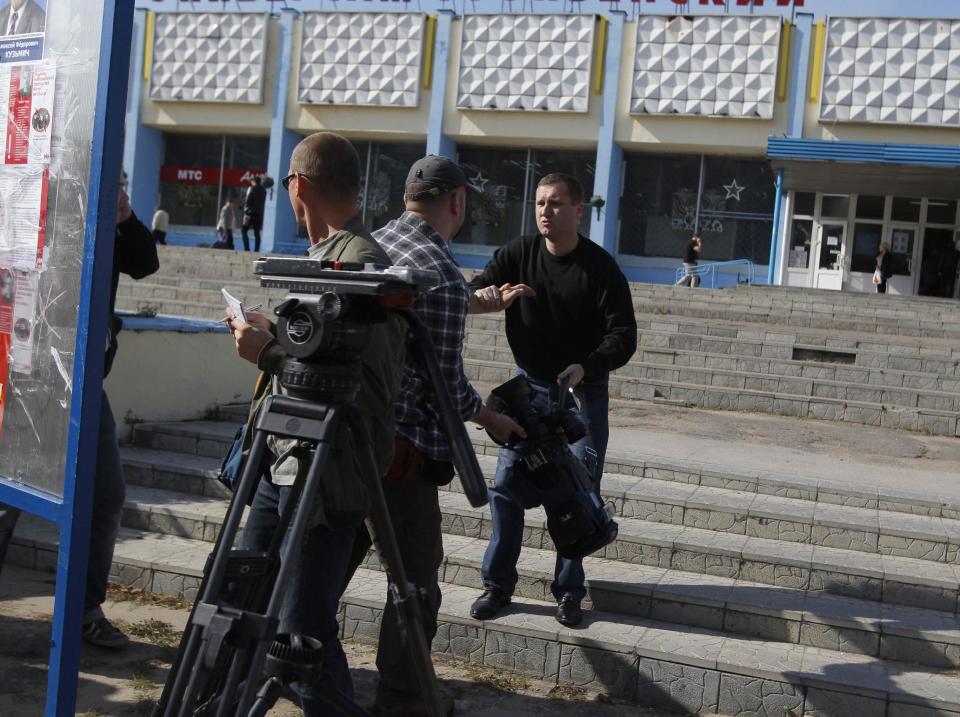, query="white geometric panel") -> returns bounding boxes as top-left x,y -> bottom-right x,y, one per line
298,13 -> 424,108
150,12 -> 268,104
630,15 -> 781,119
456,15 -> 594,113
821,17 -> 960,127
